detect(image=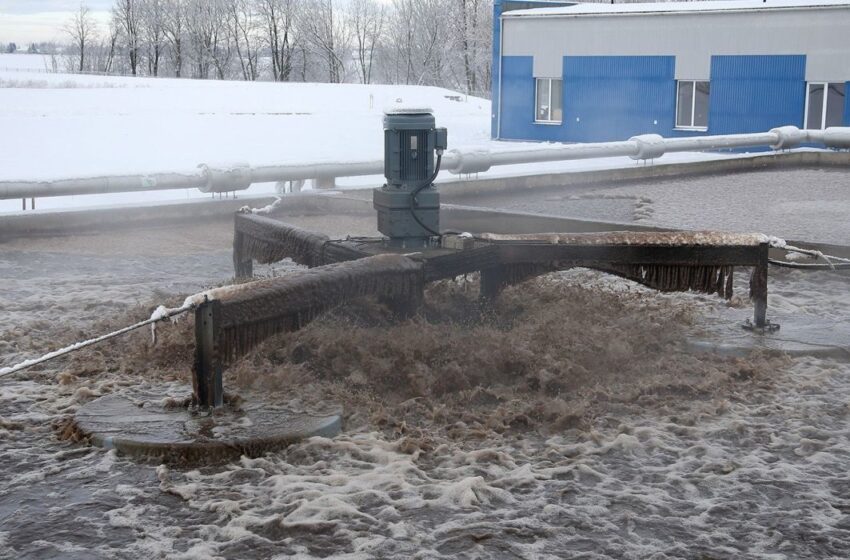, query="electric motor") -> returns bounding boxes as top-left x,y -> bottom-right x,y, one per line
373,108 -> 448,246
